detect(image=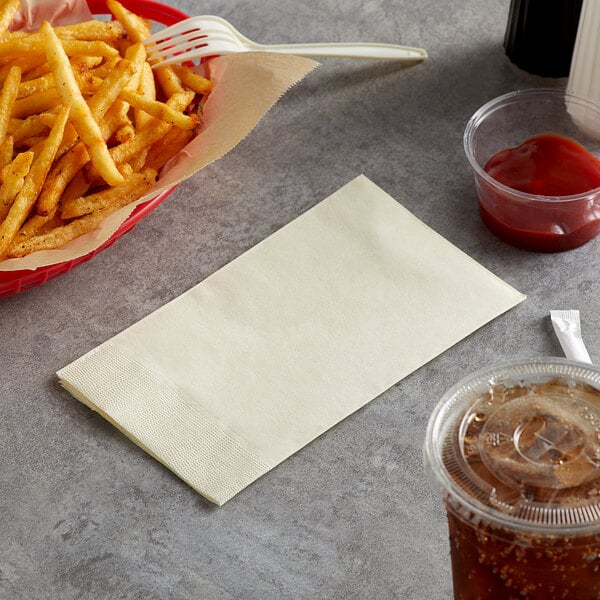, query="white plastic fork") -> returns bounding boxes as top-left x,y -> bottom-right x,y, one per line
143,15 -> 427,67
